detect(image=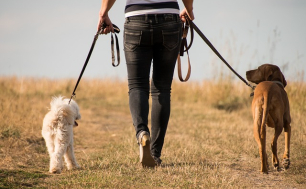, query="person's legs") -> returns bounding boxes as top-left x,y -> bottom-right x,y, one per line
124,16 -> 156,167
150,15 -> 182,159
124,14 -> 182,166
124,18 -> 153,138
